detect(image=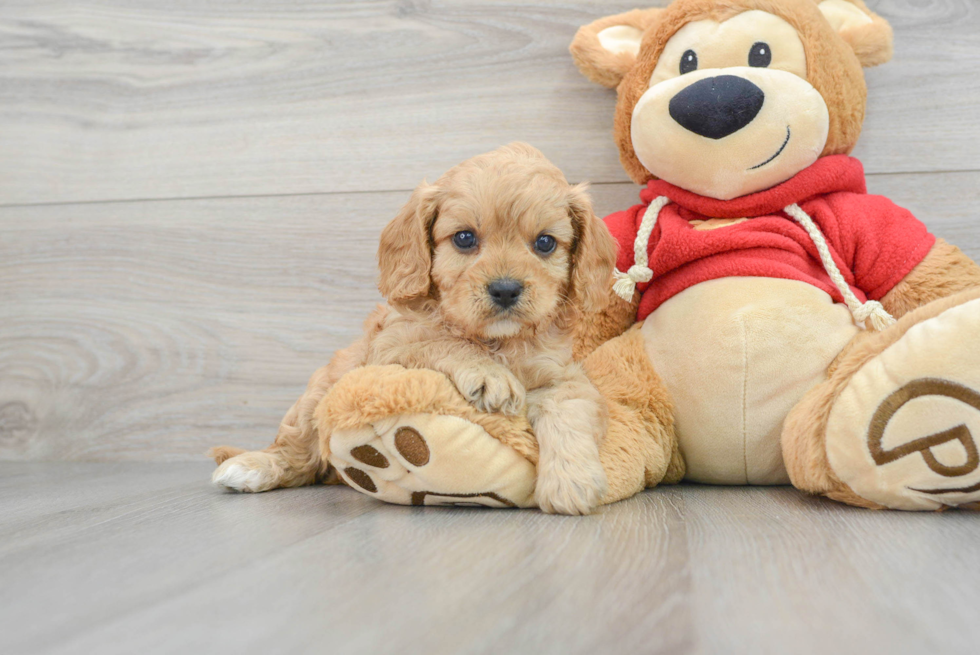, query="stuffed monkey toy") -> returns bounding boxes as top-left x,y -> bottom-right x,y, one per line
225,0 -> 980,511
